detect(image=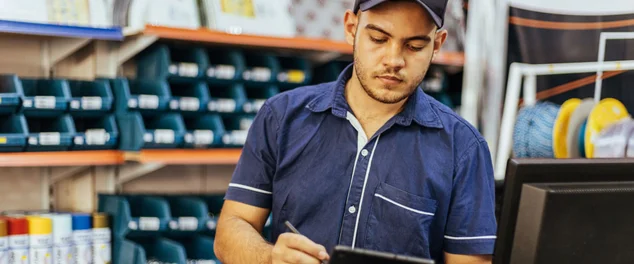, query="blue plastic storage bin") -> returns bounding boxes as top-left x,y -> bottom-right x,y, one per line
221,115 -> 253,147
0,75 -> 24,114
115,238 -> 187,264
24,114 -> 75,151
21,78 -> 71,117
71,115 -> 119,150
136,43 -> 209,83
167,82 -> 210,114
311,60 -> 352,85
276,56 -> 312,90
109,78 -> 171,115
243,85 -> 278,114
241,52 -> 280,86
165,197 -> 210,232
173,235 -> 219,263
99,195 -> 178,237
0,114 -> 28,152
205,48 -> 246,85
68,80 -> 114,117
206,83 -> 246,114
183,114 -> 225,149
117,112 -> 186,150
